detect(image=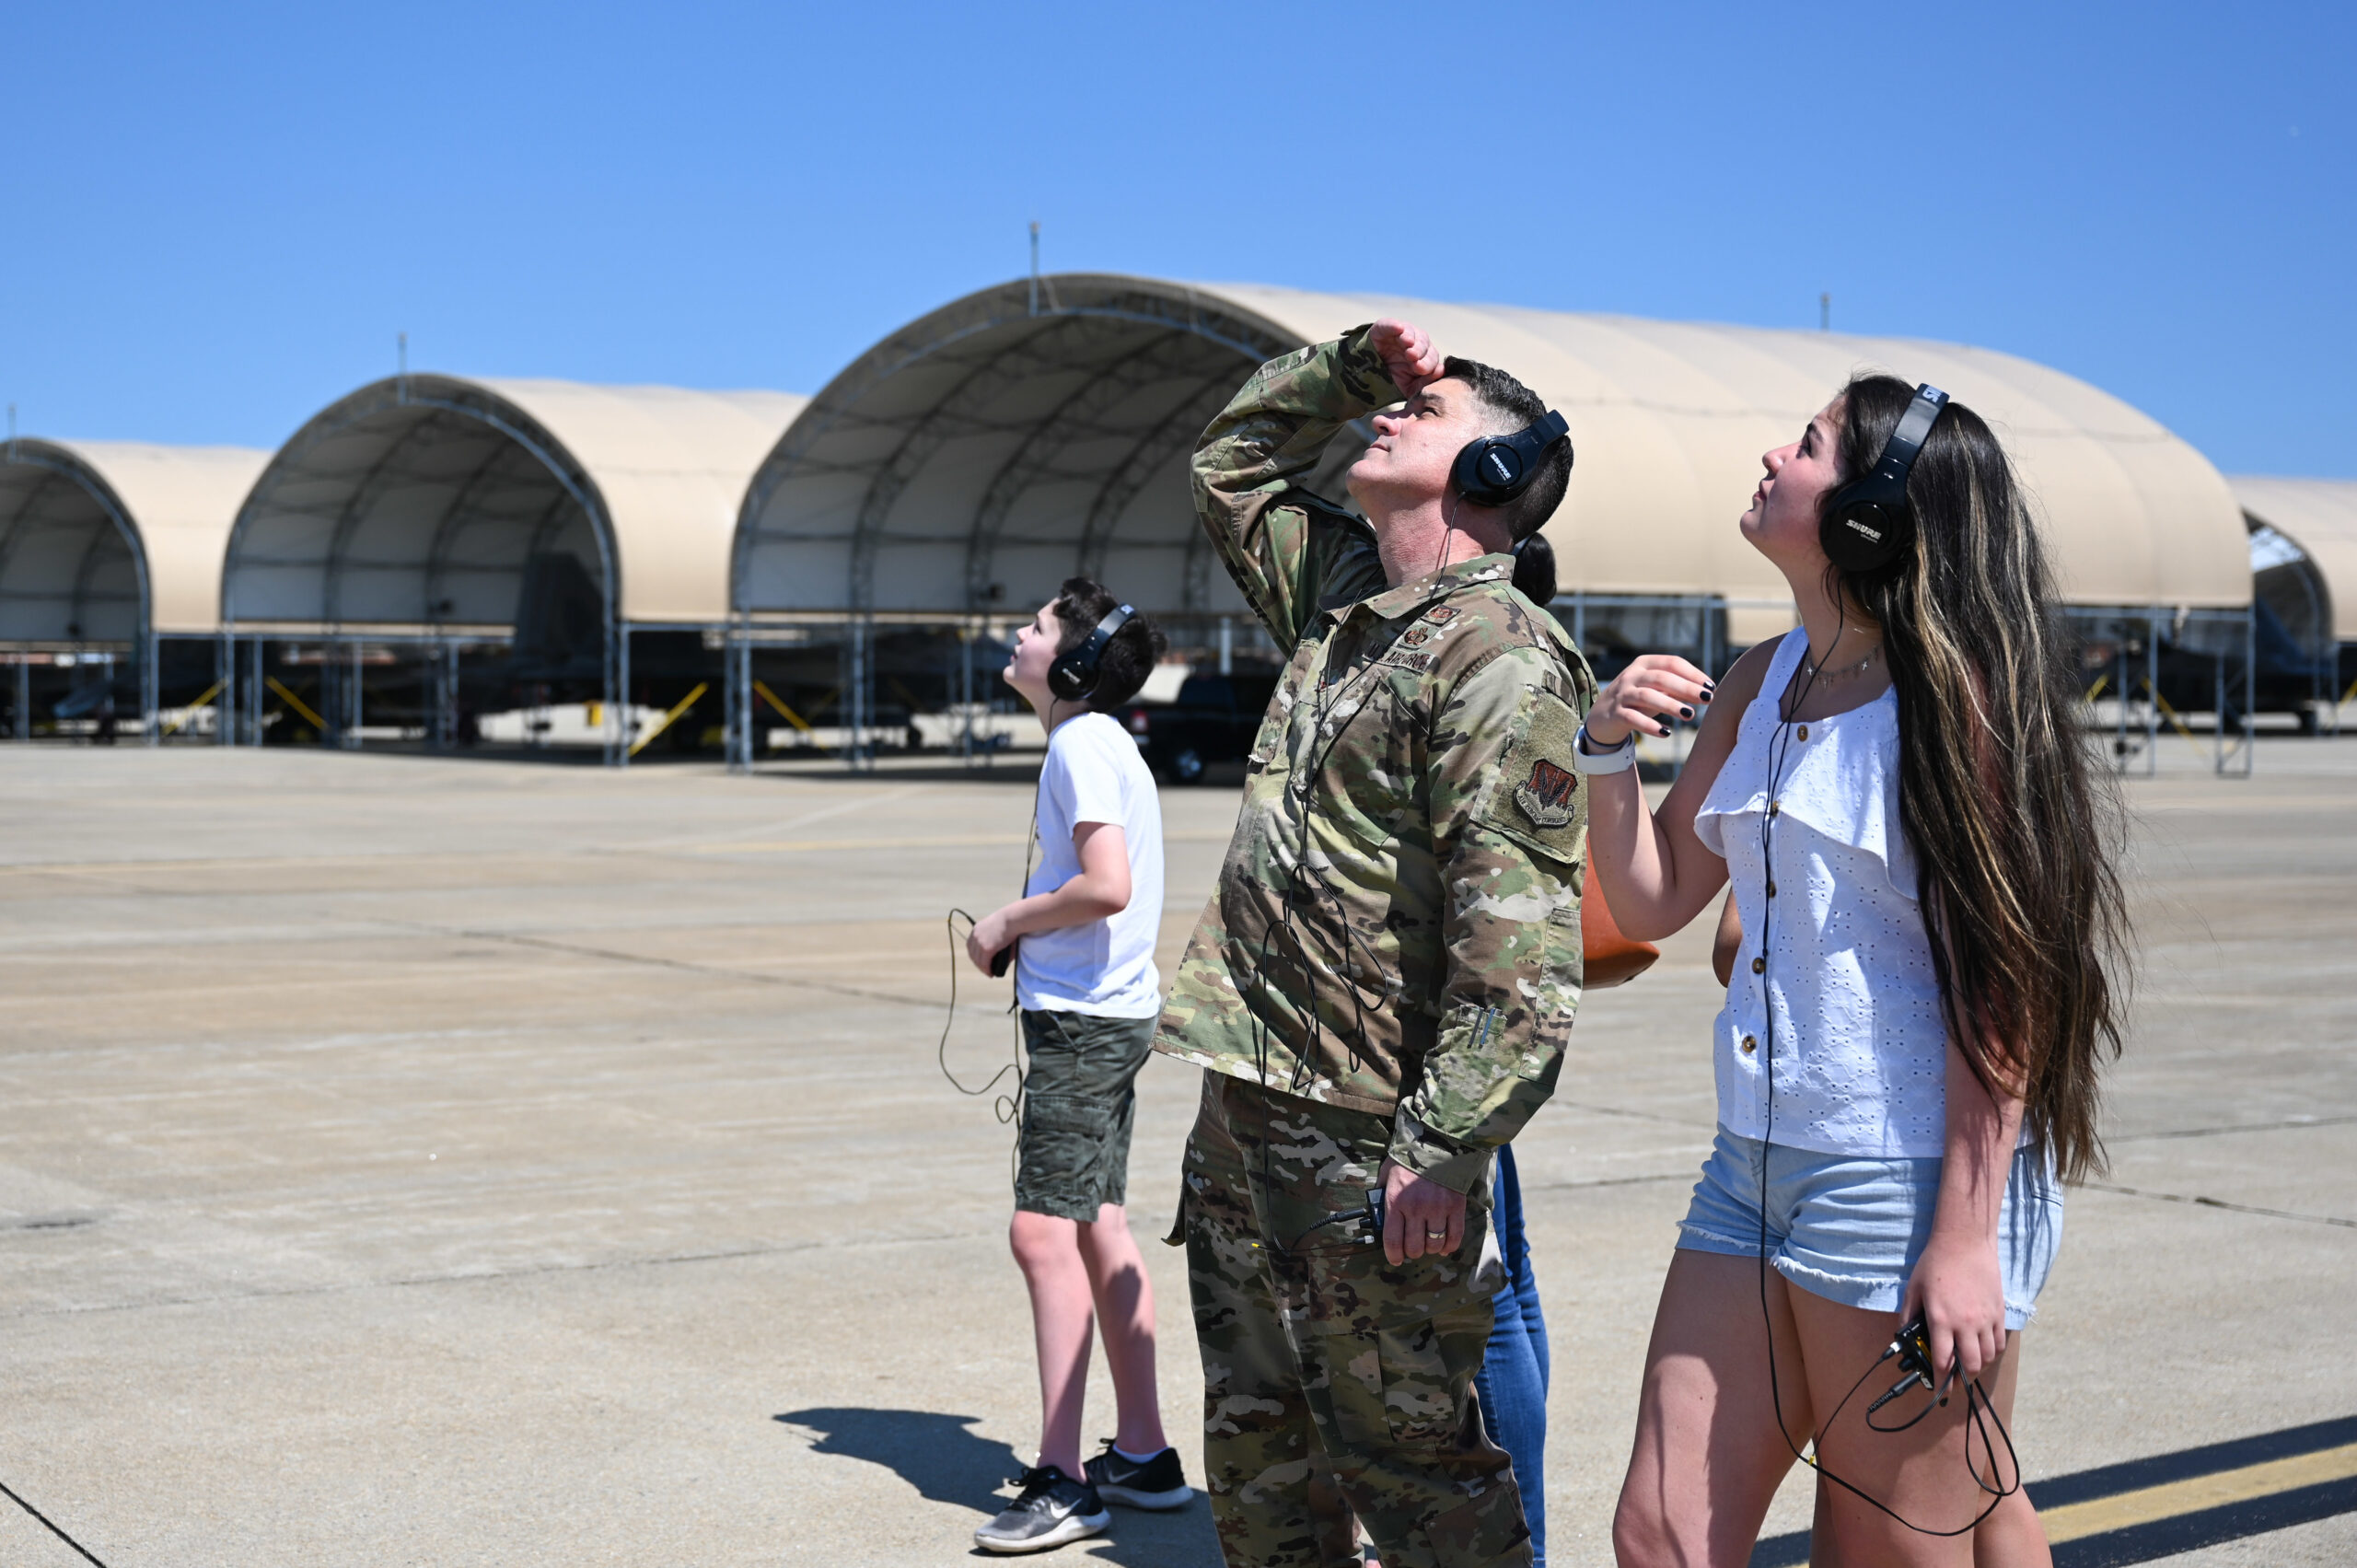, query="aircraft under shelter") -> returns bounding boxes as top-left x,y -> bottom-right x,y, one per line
2233,476 -> 2357,729
722,273 -> 2254,770
218,375 -> 806,762
0,437 -> 268,742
